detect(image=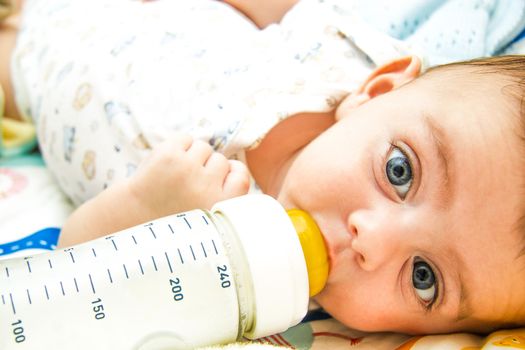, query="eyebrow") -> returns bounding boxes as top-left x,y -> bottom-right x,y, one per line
449,245 -> 475,322
455,277 -> 473,321
423,115 -> 454,208
423,115 -> 472,320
